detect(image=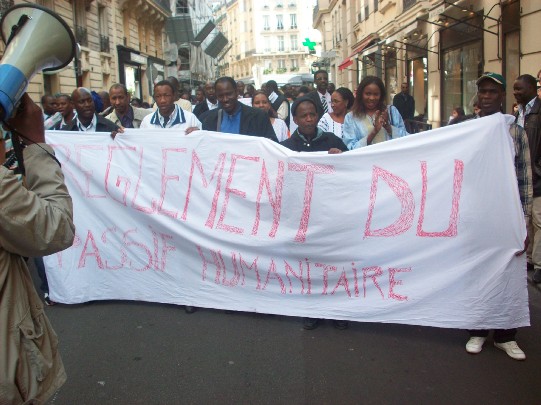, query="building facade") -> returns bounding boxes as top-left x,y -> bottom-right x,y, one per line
314,0 -> 541,127
0,0 -> 170,104
216,0 -> 318,88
